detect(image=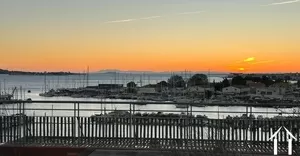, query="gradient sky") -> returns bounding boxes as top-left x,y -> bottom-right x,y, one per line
1,0 -> 300,73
